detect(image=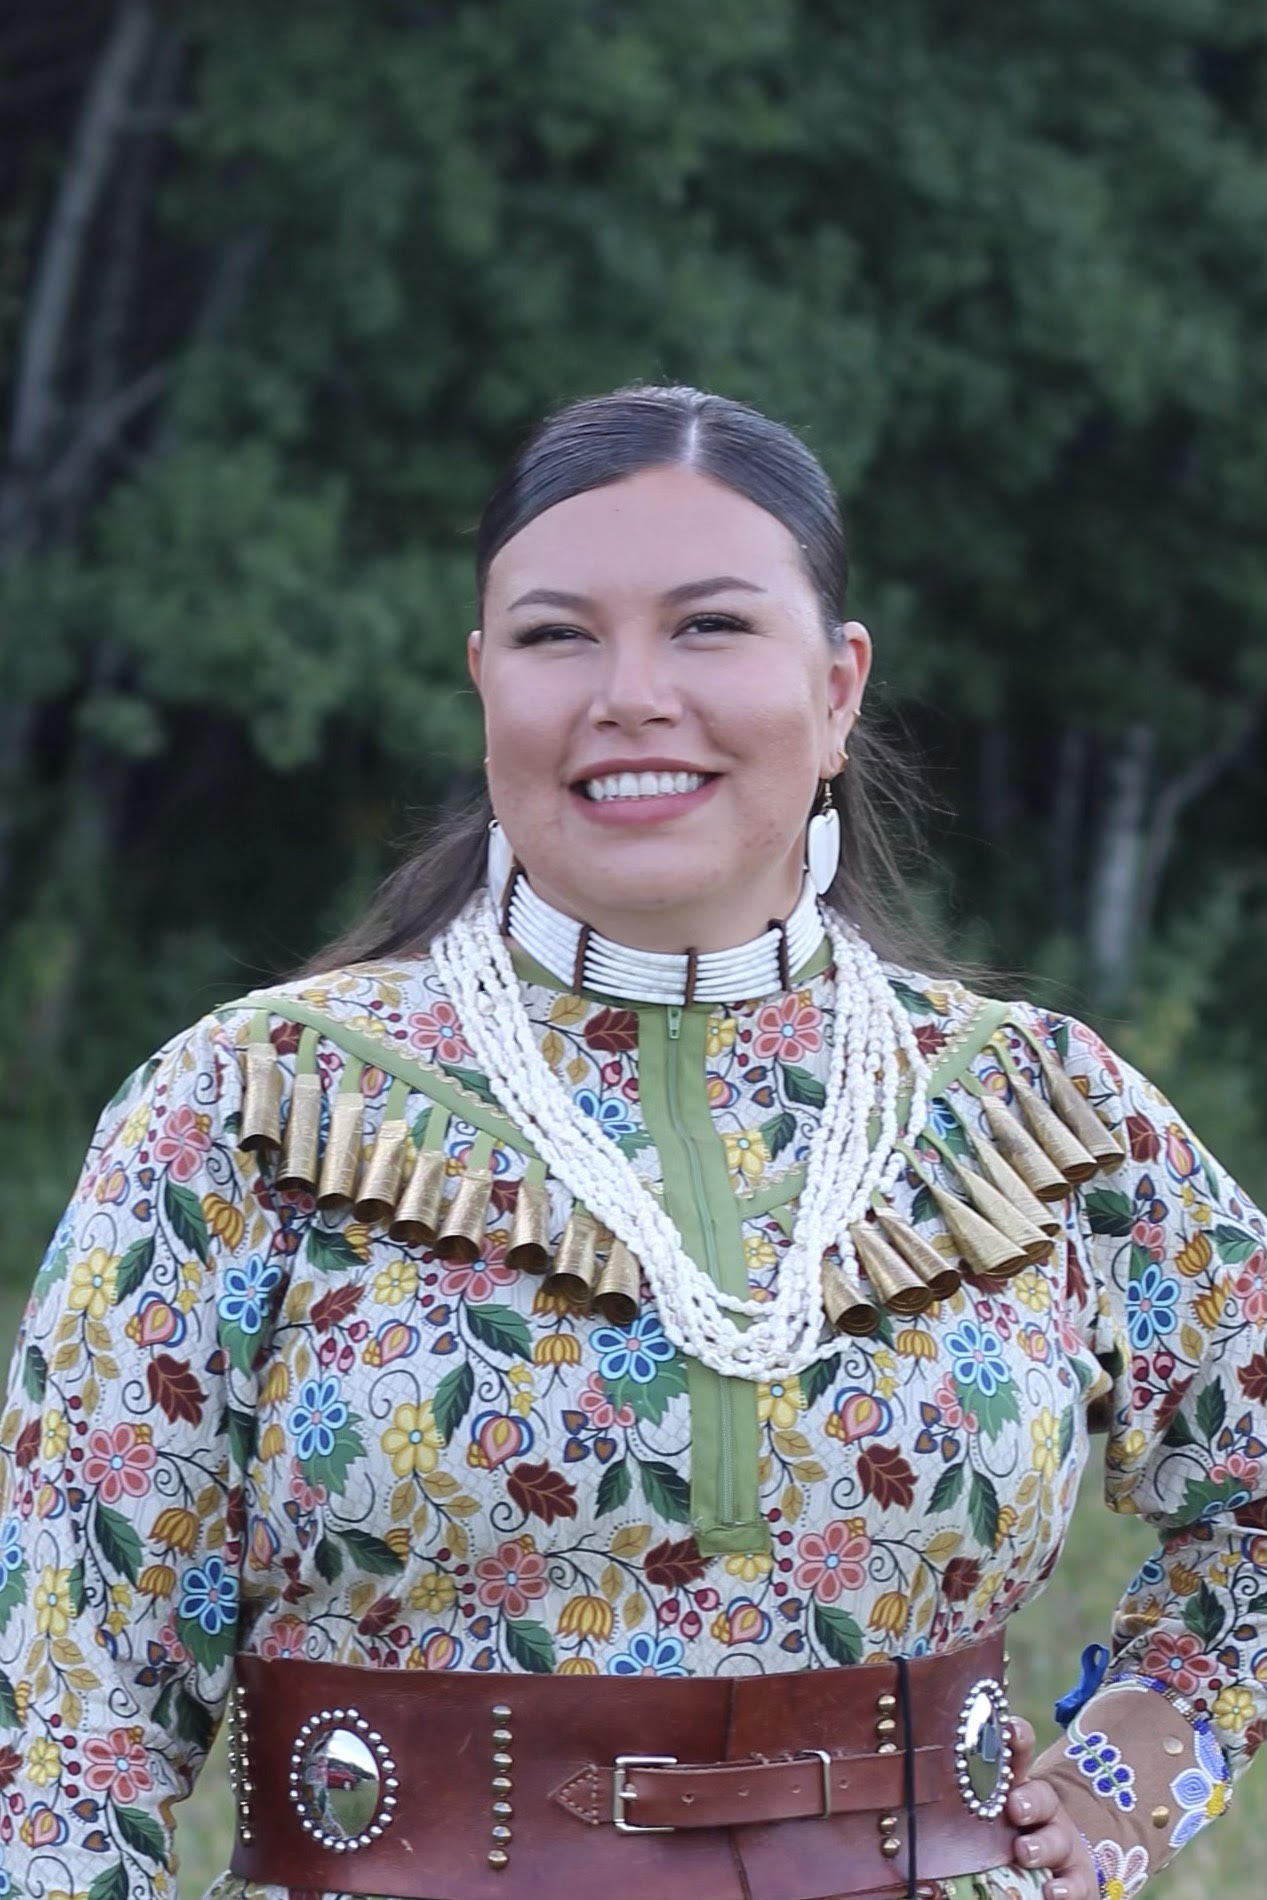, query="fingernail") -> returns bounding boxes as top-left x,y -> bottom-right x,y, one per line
1021,1838 -> 1040,1863
1050,1885 -> 1070,1900
1012,1794 -> 1033,1822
